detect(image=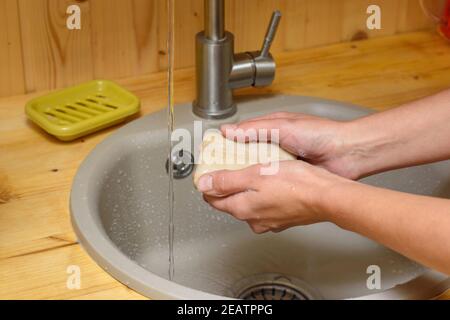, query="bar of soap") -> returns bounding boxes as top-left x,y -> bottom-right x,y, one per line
193,131 -> 296,188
